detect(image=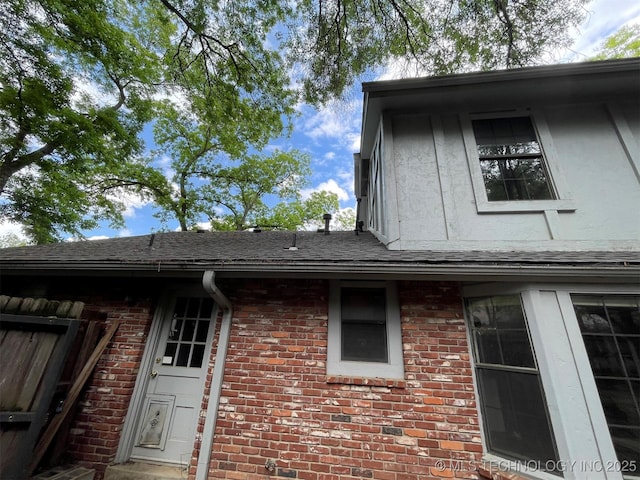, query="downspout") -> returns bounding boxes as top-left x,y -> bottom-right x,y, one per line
197,270 -> 233,480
